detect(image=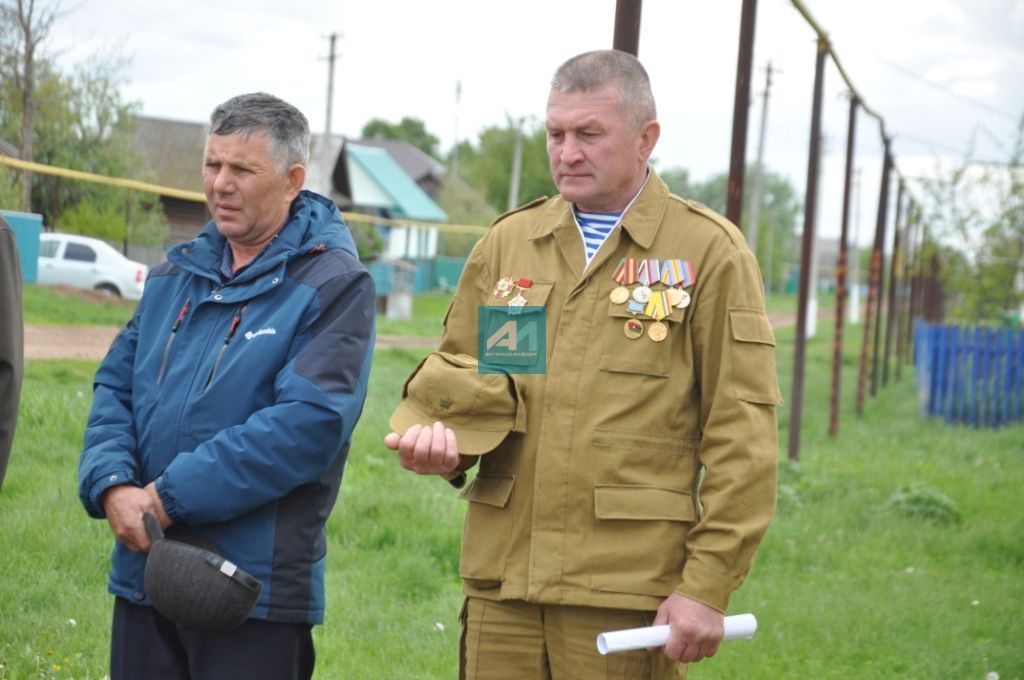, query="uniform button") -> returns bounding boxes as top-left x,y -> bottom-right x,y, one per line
133,591 -> 145,601
272,277 -> 280,285
214,294 -> 224,301
109,474 -> 118,482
